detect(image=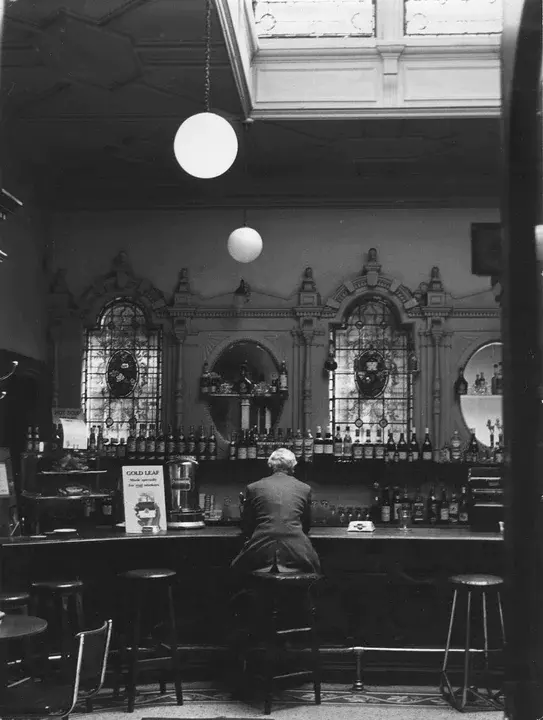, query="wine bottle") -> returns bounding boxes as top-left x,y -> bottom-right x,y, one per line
175,426 -> 186,458
459,486 -> 469,524
427,486 -> 438,524
421,427 -> 433,461
324,426 -> 334,456
279,361 -> 288,393
186,425 -> 196,456
229,432 -> 238,460
454,367 -> 468,397
363,429 -> 374,460
237,430 -> 248,460
146,423 -> 156,461
303,429 -> 314,463
385,432 -> 396,463
397,432 -> 408,462
314,426 -> 324,457
374,428 -> 385,461
412,489 -> 425,523
333,426 -> 343,461
408,431 -> 419,462
465,429 -> 478,464
352,429 -> 363,462
381,487 -> 391,523
392,487 -> 402,522
165,424 -> 175,459
156,426 -> 166,461
293,429 -> 304,460
136,424 -> 146,461
439,487 -> 449,523
450,429 -> 462,462
127,426 -> 137,460
343,426 -> 353,462
207,426 -> 217,460
247,426 -> 257,459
